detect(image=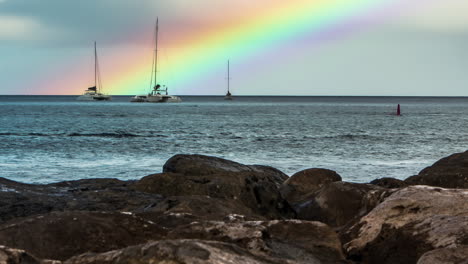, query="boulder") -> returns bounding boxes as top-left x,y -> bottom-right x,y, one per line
167,220 -> 347,264
0,178 -> 163,224
405,151 -> 468,188
0,211 -> 166,261
342,186 -> 468,264
162,154 -> 288,182
137,195 -> 265,222
64,240 -> 273,264
135,171 -> 294,219
280,168 -> 342,204
369,177 -> 408,189
65,219 -> 349,264
417,246 -> 468,264
294,182 -> 389,228
0,245 -> 56,264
